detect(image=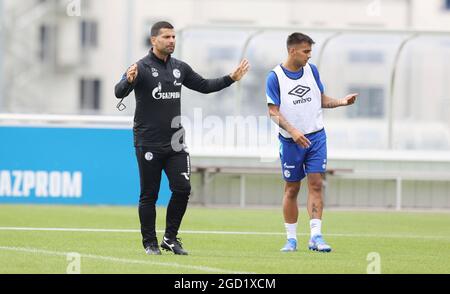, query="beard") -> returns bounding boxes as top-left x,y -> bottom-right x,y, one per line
163,46 -> 175,54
